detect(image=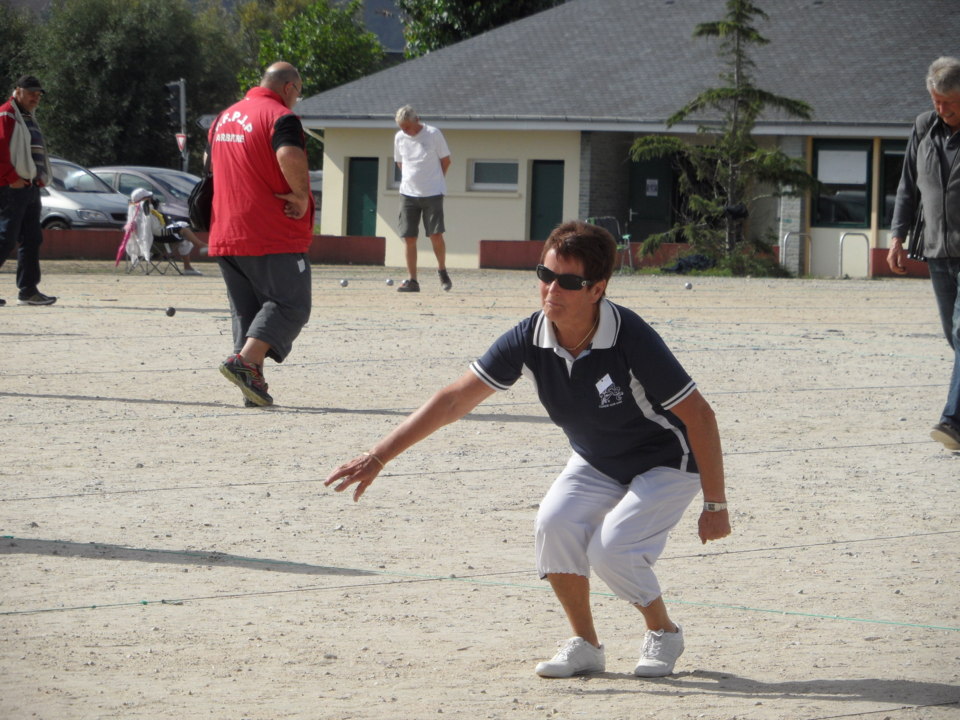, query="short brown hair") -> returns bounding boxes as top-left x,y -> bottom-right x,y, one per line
540,220 -> 617,284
